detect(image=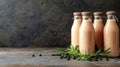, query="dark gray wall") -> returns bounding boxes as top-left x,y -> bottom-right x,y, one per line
0,0 -> 120,47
